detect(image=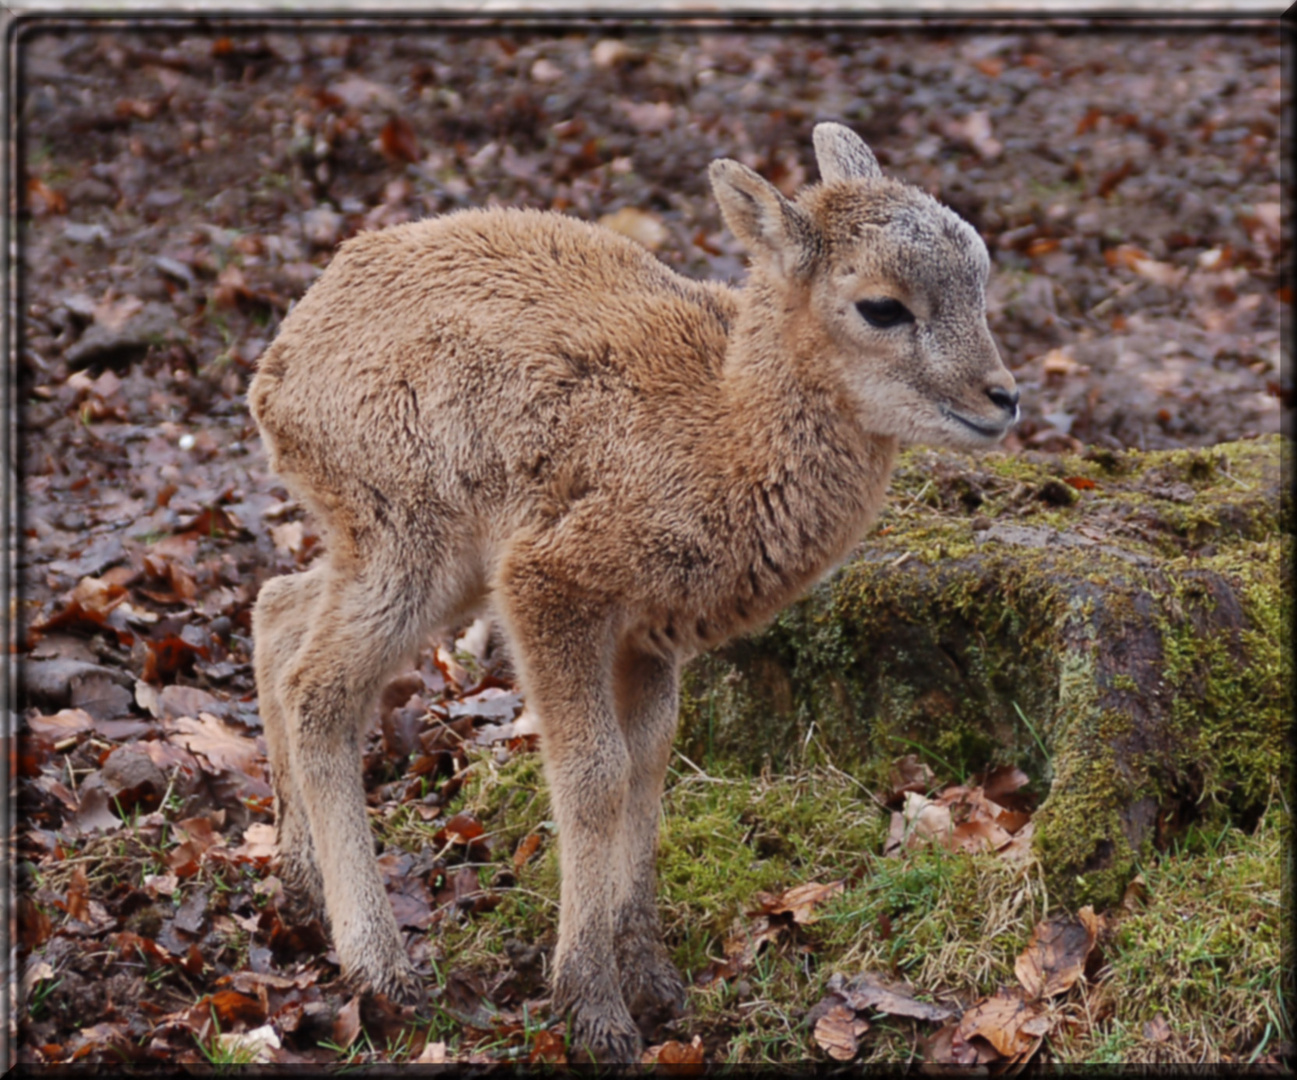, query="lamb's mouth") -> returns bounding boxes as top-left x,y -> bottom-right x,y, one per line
942,408 -> 1012,440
